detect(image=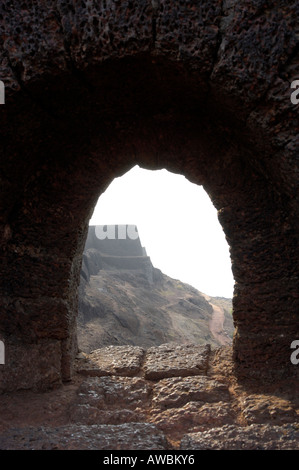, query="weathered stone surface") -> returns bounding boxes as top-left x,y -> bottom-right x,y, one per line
0,338 -> 62,392
149,401 -> 235,434
0,0 -> 298,391
152,375 -> 230,409
0,423 -> 168,450
0,344 -> 298,450
239,394 -> 298,425
69,404 -> 146,426
143,343 -> 211,380
180,424 -> 299,450
77,345 -> 145,377
72,376 -> 151,410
